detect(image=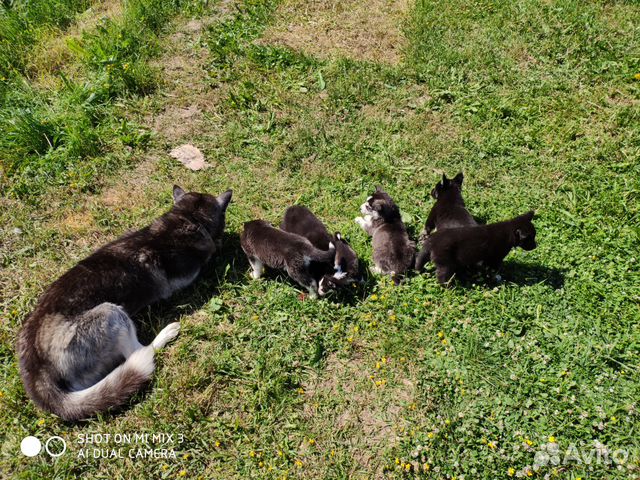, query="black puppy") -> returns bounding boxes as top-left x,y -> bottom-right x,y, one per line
416,172 -> 477,270
280,206 -> 361,294
241,220 -> 336,298
425,211 -> 537,285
